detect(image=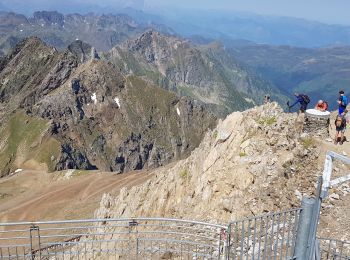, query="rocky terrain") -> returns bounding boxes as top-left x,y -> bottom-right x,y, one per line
0,37 -> 216,176
104,30 -> 286,115
95,103 -> 350,239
